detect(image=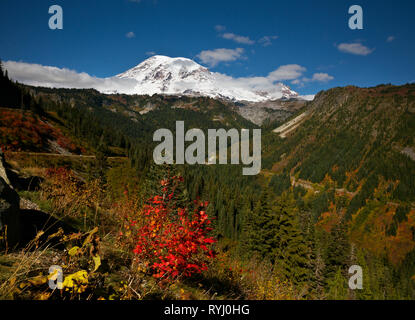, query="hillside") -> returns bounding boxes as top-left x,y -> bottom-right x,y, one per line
258,84 -> 415,299
264,84 -> 415,204
0,108 -> 88,154
2,60 -> 415,300
26,86 -> 259,136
